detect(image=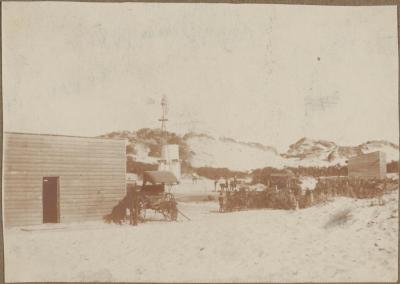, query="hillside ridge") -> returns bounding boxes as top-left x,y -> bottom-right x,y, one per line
100,129 -> 399,171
